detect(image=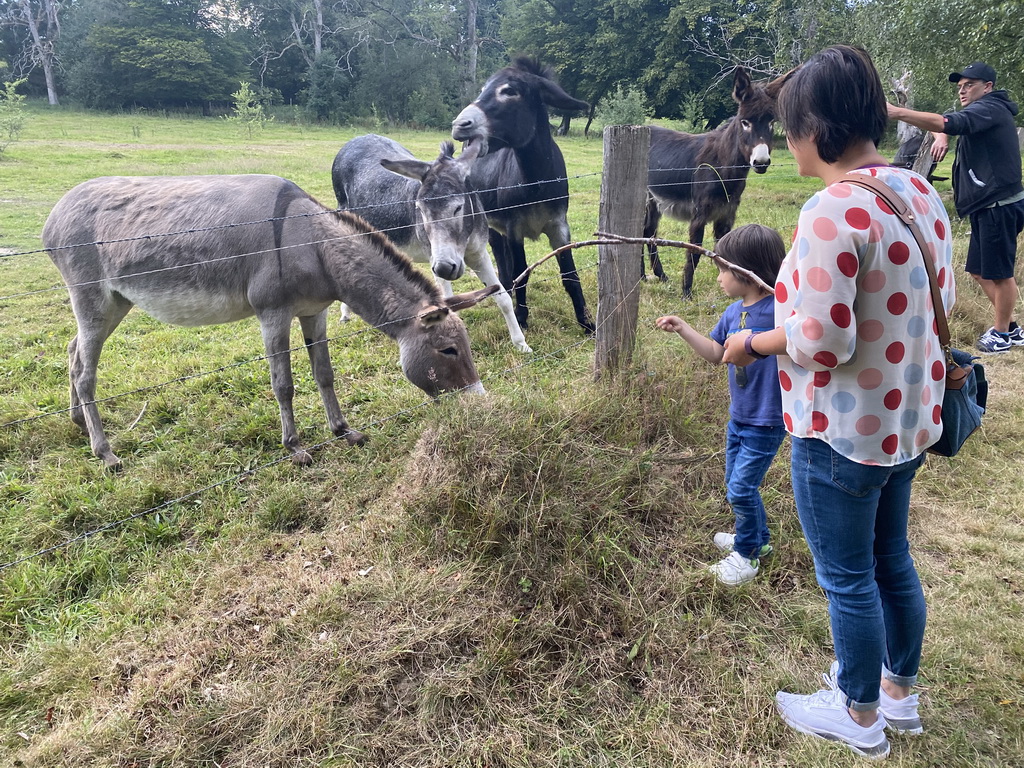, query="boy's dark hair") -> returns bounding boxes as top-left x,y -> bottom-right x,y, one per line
715,223 -> 785,288
775,45 -> 887,164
